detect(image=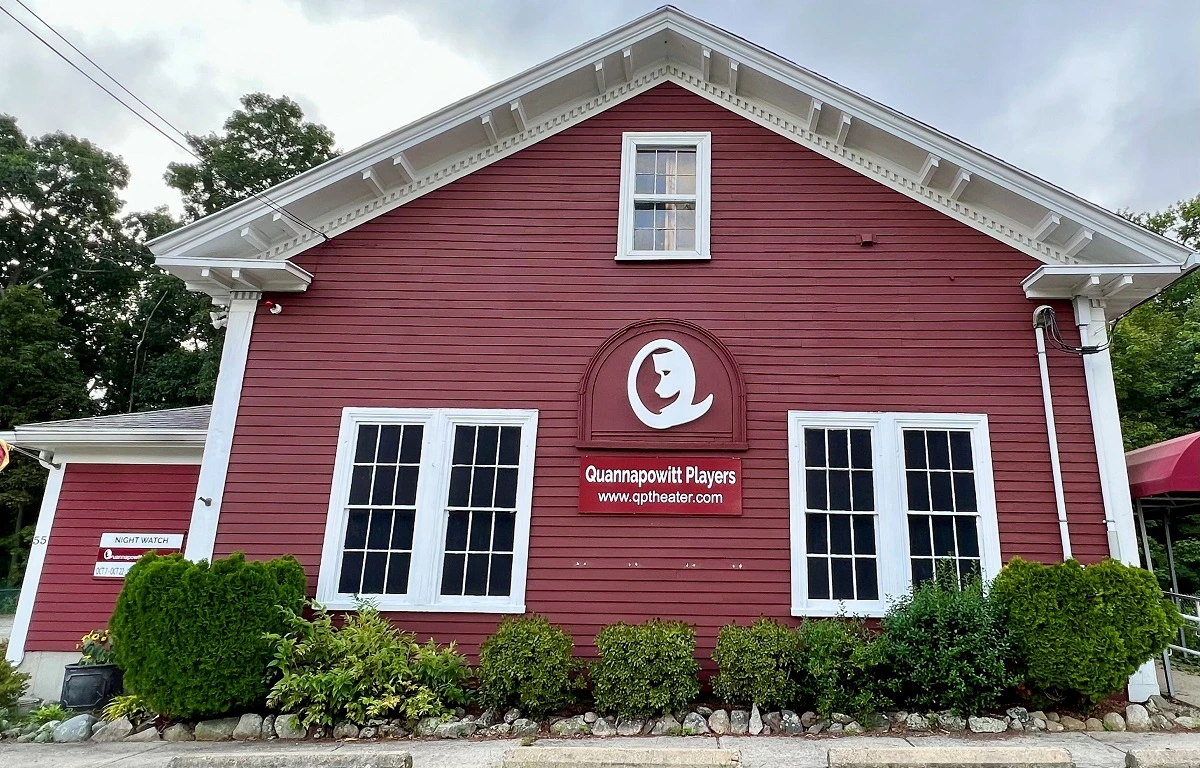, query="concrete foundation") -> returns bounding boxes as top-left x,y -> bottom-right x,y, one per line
17,650 -> 76,702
